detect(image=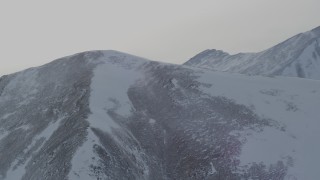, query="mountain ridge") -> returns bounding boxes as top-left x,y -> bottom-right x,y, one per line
1,50 -> 320,179
184,26 -> 320,79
